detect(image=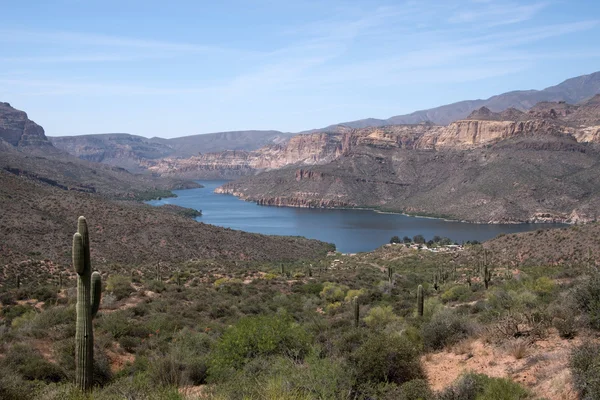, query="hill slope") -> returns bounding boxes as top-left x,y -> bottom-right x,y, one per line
49,130 -> 293,172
